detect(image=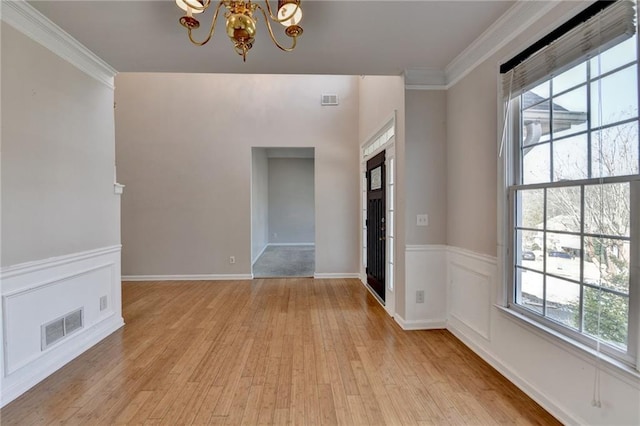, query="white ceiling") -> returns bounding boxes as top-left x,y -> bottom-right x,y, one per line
28,0 -> 515,76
